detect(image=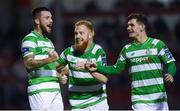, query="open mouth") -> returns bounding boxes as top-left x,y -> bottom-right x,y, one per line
47,24 -> 52,28
128,30 -> 133,33
129,31 -> 134,34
